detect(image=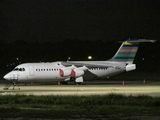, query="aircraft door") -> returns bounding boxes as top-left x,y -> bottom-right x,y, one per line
28,65 -> 35,76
